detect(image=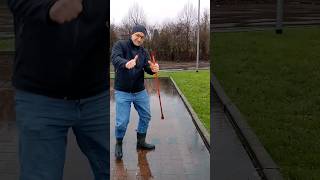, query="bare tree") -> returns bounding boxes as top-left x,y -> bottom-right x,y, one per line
200,8 -> 210,61
128,2 -> 147,26
121,2 -> 147,37
177,2 -> 197,60
113,2 -> 210,62
117,3 -> 147,39
178,2 -> 197,27
110,23 -> 118,48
